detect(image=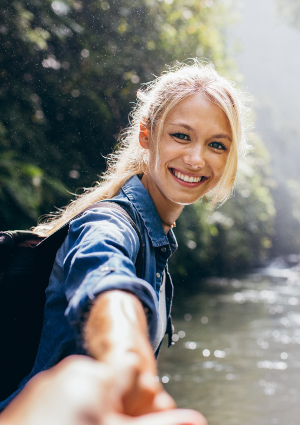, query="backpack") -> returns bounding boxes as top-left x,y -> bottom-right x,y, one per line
0,201 -> 143,401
